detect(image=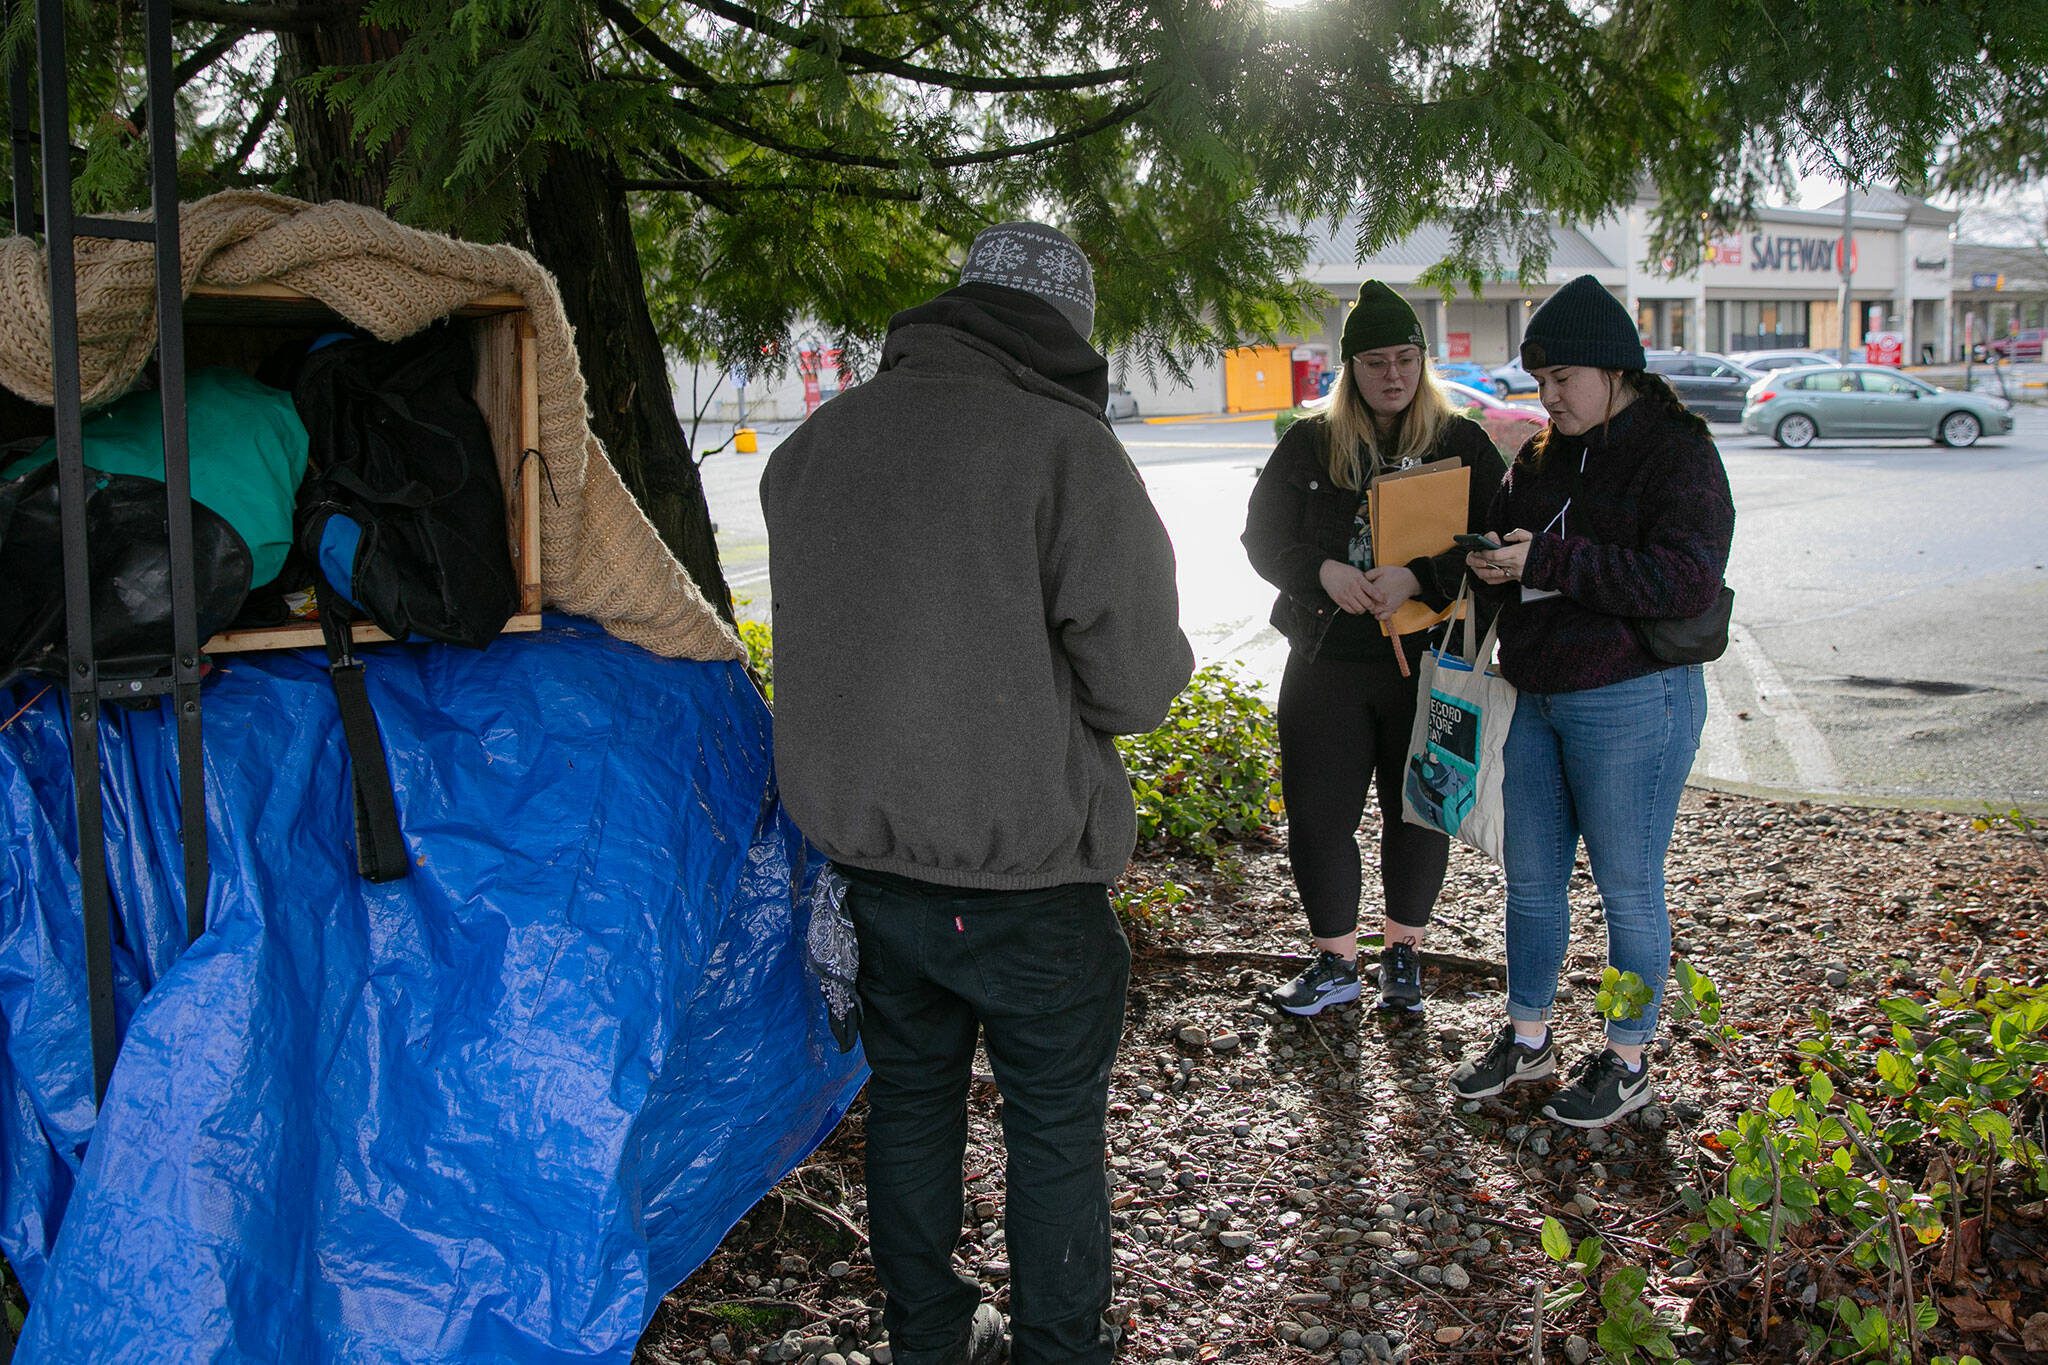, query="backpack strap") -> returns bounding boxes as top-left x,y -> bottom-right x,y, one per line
313,577 -> 410,882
